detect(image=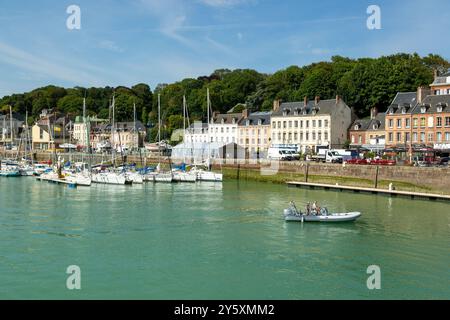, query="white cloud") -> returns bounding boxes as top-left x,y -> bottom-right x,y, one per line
0,41 -> 103,86
98,40 -> 124,53
198,0 -> 255,8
